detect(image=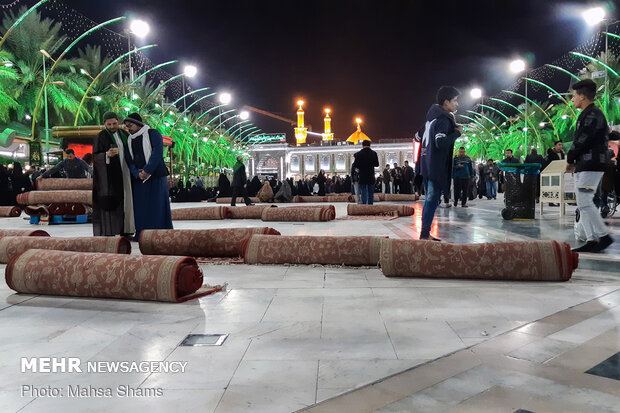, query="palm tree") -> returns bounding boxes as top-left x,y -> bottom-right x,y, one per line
0,8 -> 87,127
